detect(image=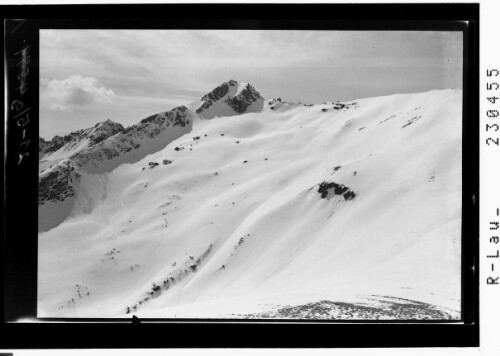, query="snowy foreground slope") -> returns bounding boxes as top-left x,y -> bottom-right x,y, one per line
38,83 -> 462,319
